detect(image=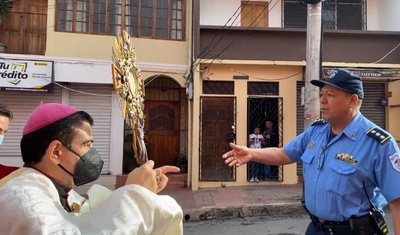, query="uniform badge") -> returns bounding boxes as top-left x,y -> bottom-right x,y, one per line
336,153 -> 357,165
308,141 -> 315,149
389,153 -> 400,172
